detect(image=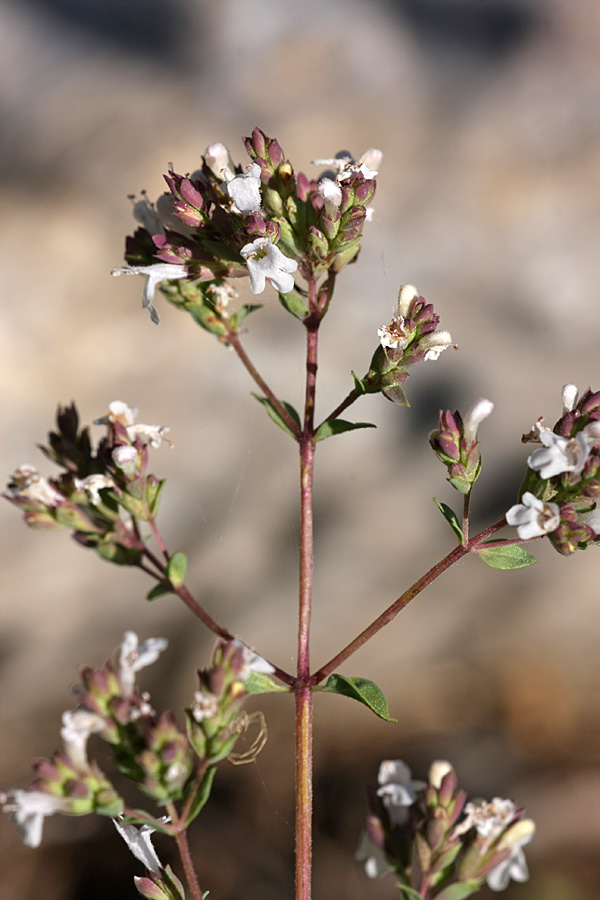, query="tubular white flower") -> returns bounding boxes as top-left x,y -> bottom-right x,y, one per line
113,818 -> 163,875
527,431 -> 589,479
376,760 -> 426,827
457,798 -> 516,841
112,445 -> 138,475
60,710 -> 106,769
6,465 -> 63,507
74,474 -> 115,506
377,316 -> 410,350
111,263 -> 188,325
204,142 -> 236,181
396,283 -> 419,318
505,492 -> 560,539
118,631 -> 169,696
222,163 -> 262,216
428,760 -> 454,790
359,147 -> 383,174
131,195 -> 165,237
240,238 -> 298,295
232,639 -> 275,681
487,833 -> 533,892
463,399 -> 494,445
355,831 -> 389,879
420,330 -> 453,361
318,177 -> 343,213
561,383 -> 579,413
2,790 -> 65,848
127,423 -> 172,449
95,400 -> 138,428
